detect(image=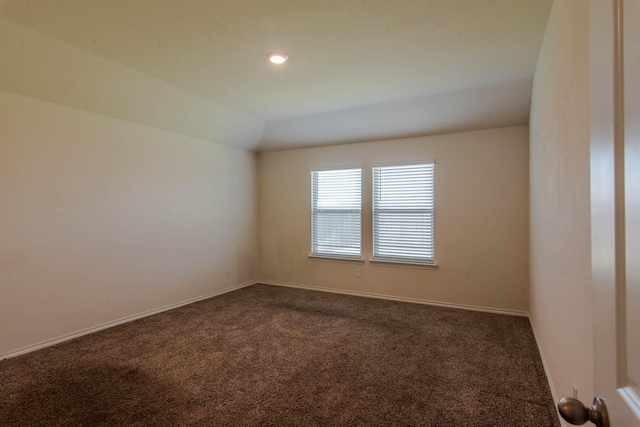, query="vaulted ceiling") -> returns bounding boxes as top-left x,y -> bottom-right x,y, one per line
0,0 -> 552,151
